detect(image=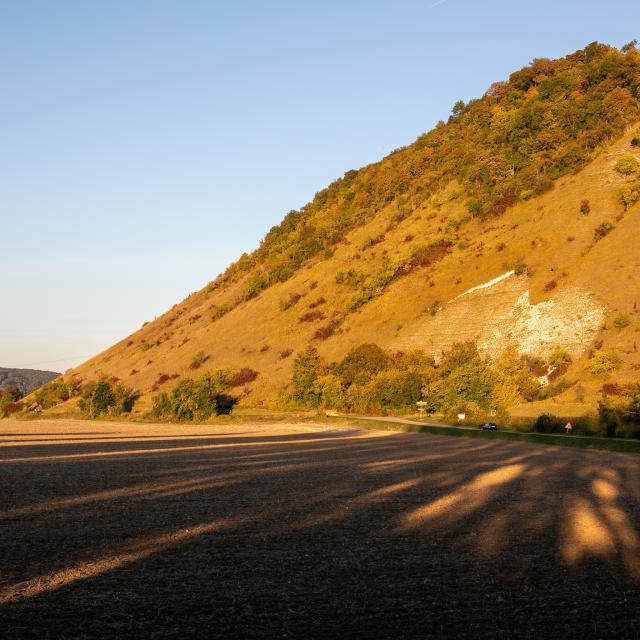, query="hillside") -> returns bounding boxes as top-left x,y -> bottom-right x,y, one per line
0,368 -> 60,395
64,42 -> 640,418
